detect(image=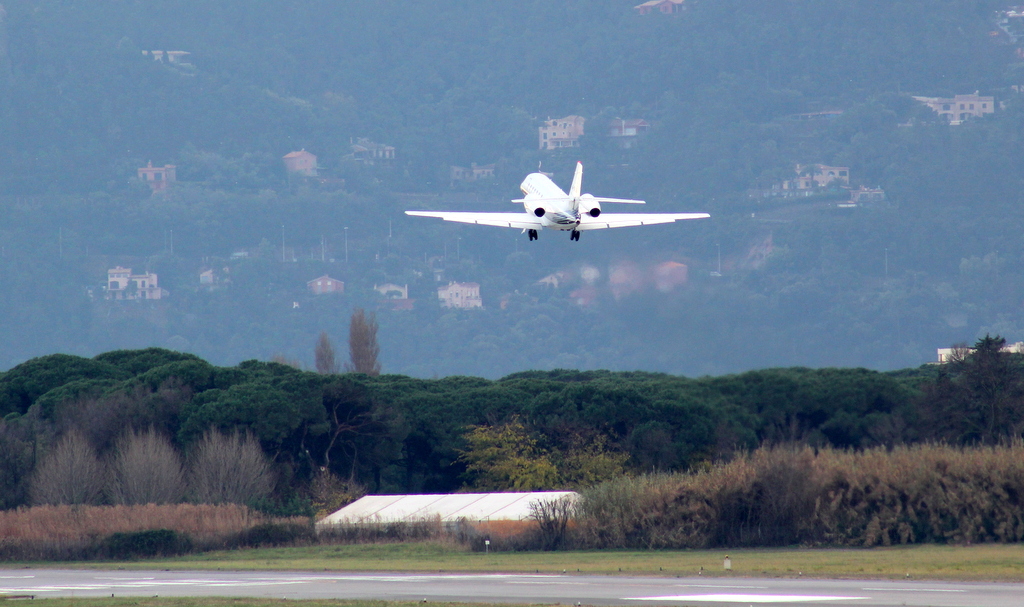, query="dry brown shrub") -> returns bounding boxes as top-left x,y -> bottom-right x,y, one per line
473,519 -> 538,539
310,470 -> 364,520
